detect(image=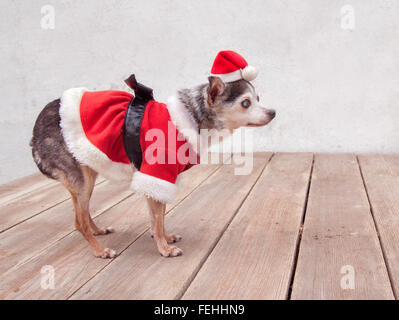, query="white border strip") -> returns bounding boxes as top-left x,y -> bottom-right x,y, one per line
59,88 -> 134,181
210,69 -> 242,82
131,171 -> 177,203
167,95 -> 200,154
